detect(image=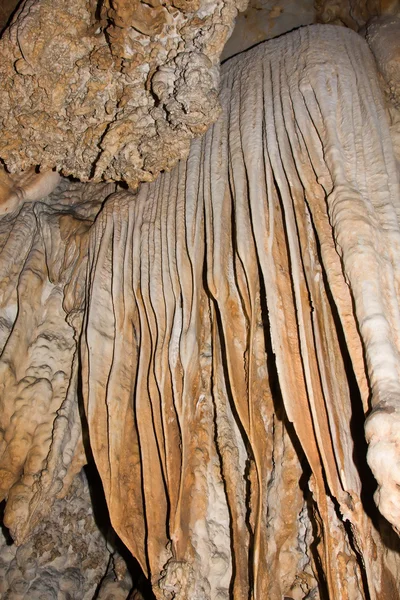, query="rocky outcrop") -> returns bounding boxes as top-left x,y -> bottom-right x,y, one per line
0,467 -> 141,599
0,0 -> 247,187
1,20 -> 400,600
